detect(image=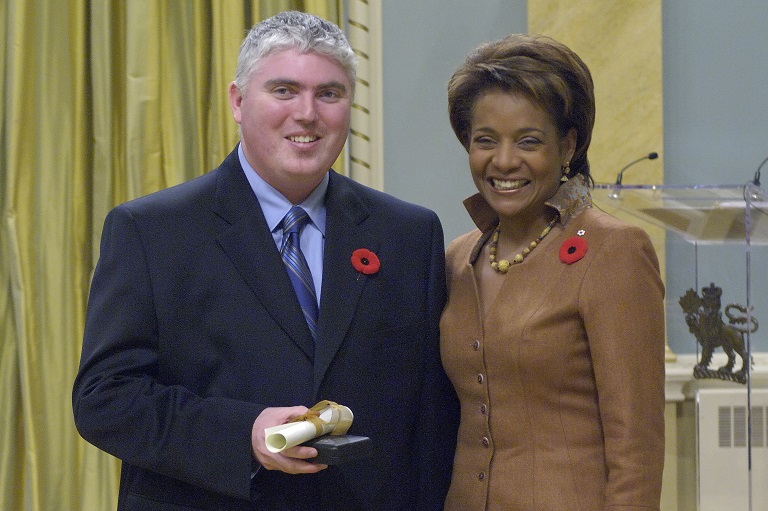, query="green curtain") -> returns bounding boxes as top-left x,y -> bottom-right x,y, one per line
0,1 -> 341,509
